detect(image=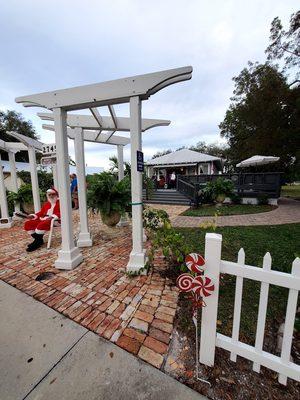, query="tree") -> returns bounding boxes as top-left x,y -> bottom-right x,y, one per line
266,11 -> 300,79
189,141 -> 229,159
0,110 -> 39,161
219,62 -> 300,179
151,149 -> 172,159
